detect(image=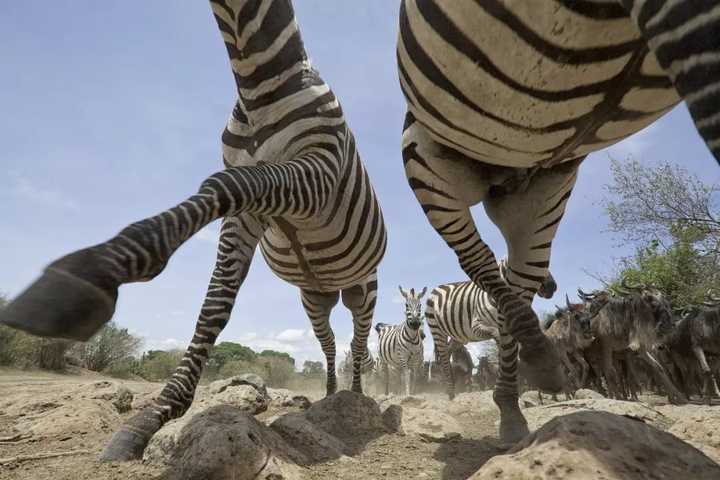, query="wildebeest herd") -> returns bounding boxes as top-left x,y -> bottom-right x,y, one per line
356,279 -> 720,409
